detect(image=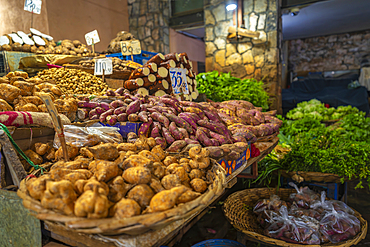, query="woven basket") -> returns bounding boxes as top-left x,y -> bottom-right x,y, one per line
280,170 -> 347,184
257,132 -> 279,142
17,160 -> 226,236
223,188 -> 367,247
